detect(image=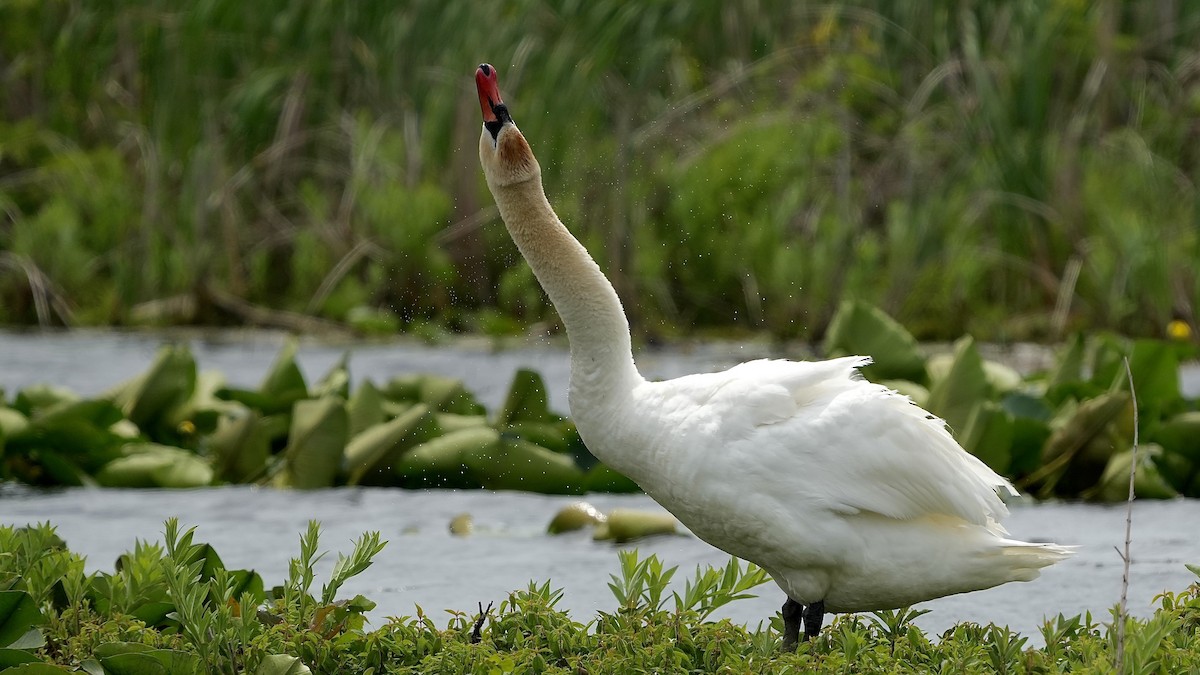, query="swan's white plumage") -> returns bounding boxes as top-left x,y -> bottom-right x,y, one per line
475,63 -> 1070,620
